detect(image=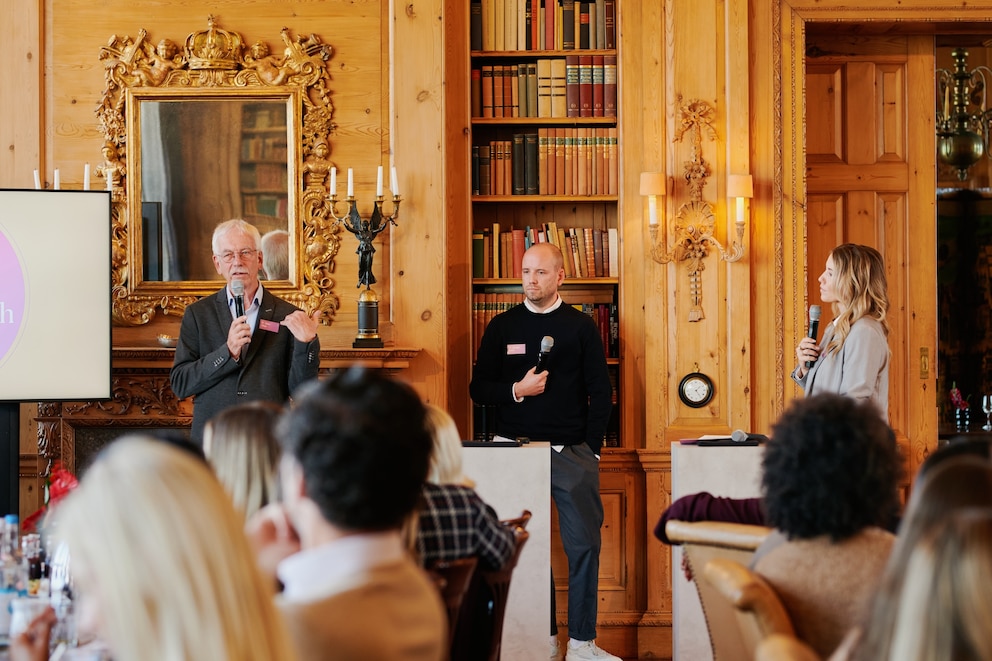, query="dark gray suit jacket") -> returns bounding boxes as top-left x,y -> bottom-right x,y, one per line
170,287 -> 320,443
